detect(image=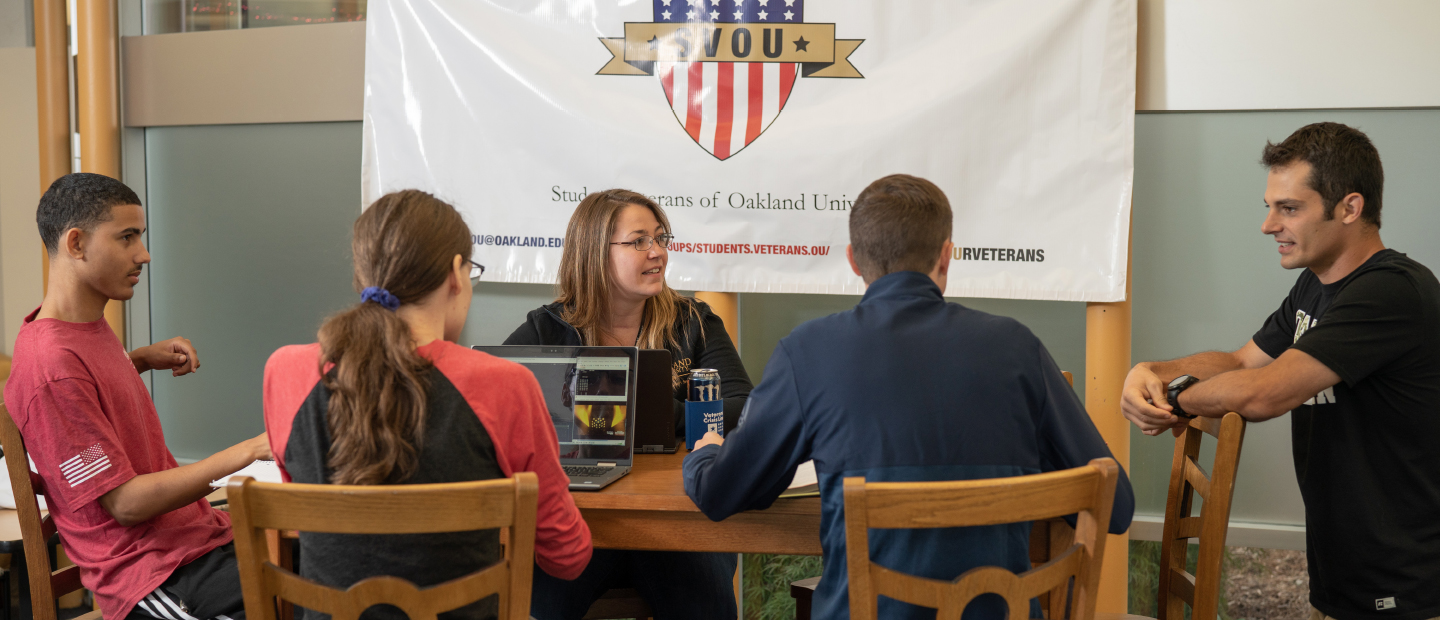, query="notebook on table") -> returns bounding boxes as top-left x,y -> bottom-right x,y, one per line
779,460 -> 819,499
210,460 -> 282,487
473,345 -> 638,491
